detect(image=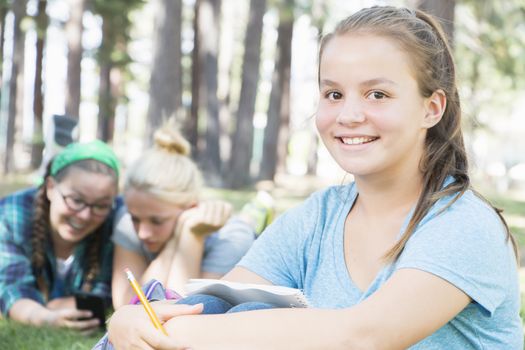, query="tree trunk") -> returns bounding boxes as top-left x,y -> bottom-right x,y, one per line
98,63 -> 113,142
65,0 -> 86,119
416,0 -> 455,45
146,0 -> 183,144
228,0 -> 266,188
3,0 -> 27,174
31,0 -> 48,169
187,0 -> 200,155
97,16 -> 114,142
199,0 -> 221,184
0,1 -> 8,99
305,1 -> 326,175
260,1 -> 294,181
